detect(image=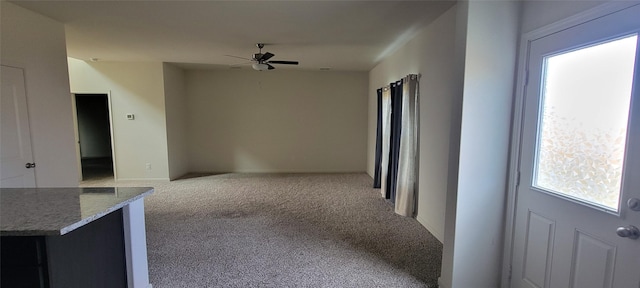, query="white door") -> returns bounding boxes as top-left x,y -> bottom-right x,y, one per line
511,4 -> 640,288
1,65 -> 36,188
